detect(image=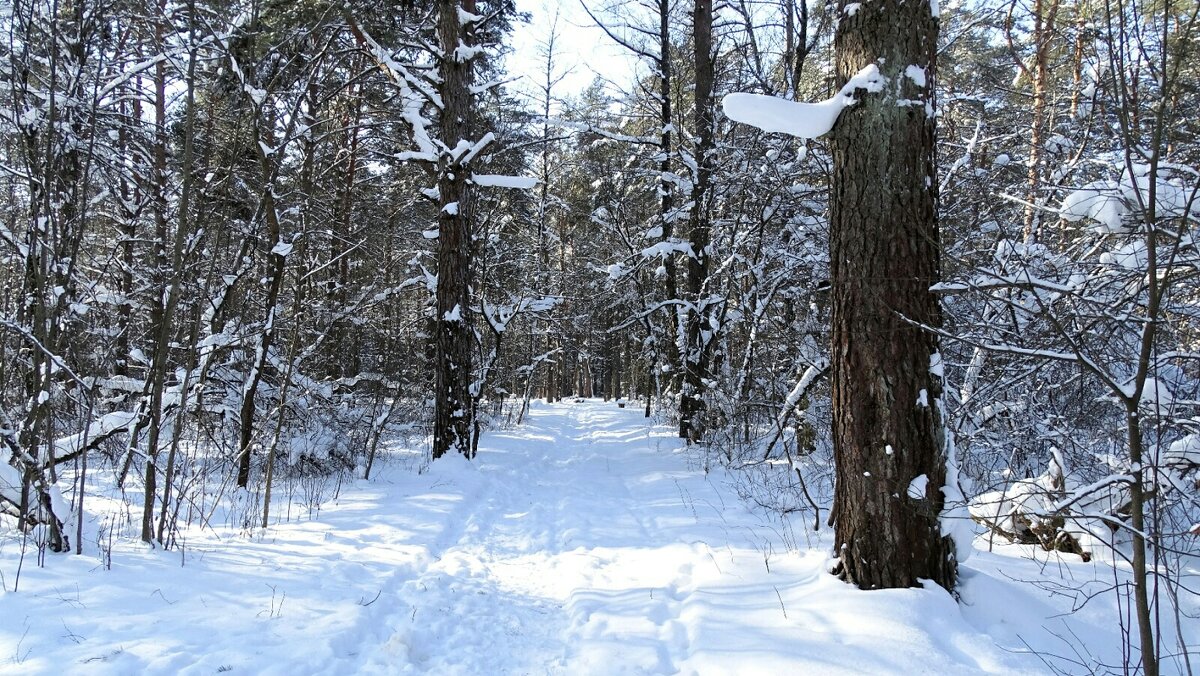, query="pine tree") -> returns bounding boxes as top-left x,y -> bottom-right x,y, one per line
827,0 -> 956,591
